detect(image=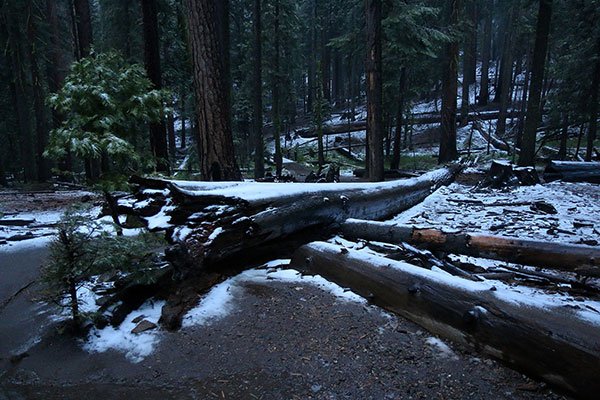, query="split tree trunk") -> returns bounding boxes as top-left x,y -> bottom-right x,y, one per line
290,242 -> 600,398
340,219 -> 600,276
